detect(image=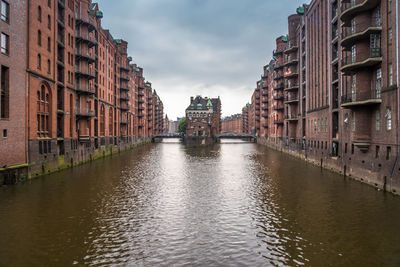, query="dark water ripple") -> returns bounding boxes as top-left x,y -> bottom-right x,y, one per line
1,140 -> 400,266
